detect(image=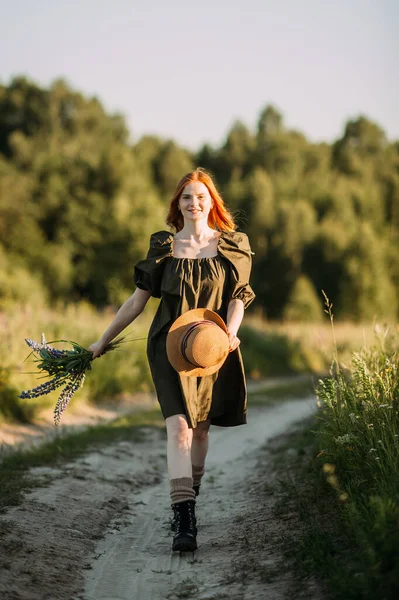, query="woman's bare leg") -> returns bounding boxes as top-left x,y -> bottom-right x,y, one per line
191,418 -> 211,467
191,419 -> 211,489
165,415 -> 211,502
165,414 -> 193,480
